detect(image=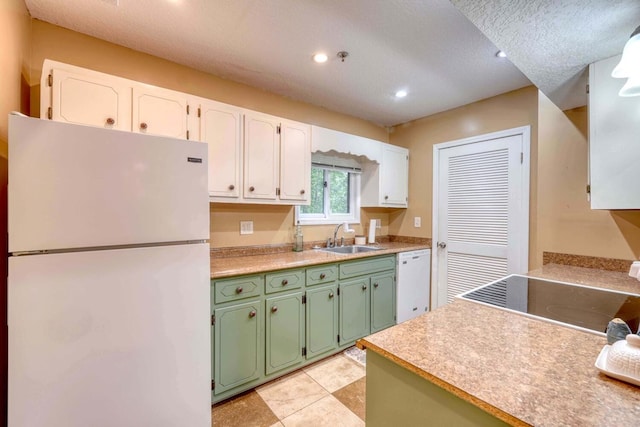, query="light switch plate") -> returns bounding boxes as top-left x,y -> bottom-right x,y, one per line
414,217 -> 421,228
240,221 -> 253,235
